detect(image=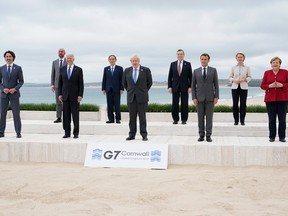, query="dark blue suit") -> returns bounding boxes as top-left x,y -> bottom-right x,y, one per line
102,65 -> 124,122
0,64 -> 24,134
58,65 -> 84,136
